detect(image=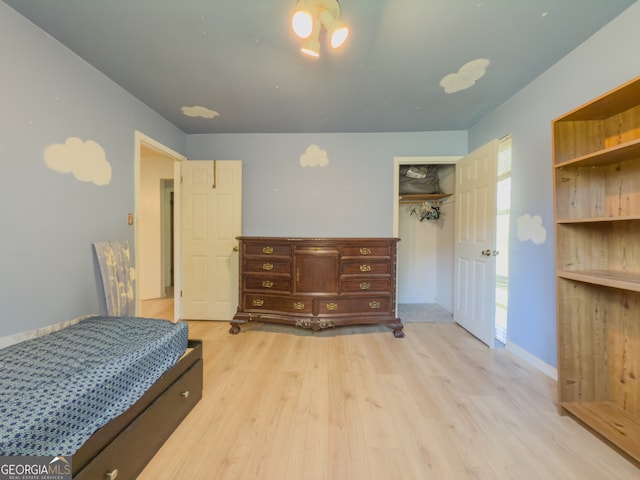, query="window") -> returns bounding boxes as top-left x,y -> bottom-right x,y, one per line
495,134 -> 512,345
